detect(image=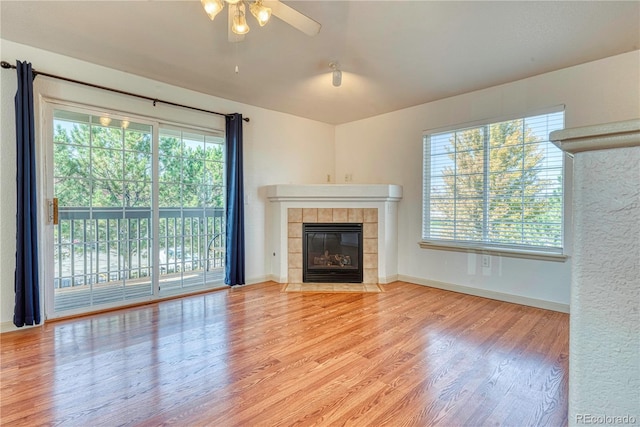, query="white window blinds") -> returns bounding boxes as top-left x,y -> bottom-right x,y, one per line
423,110 -> 565,252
